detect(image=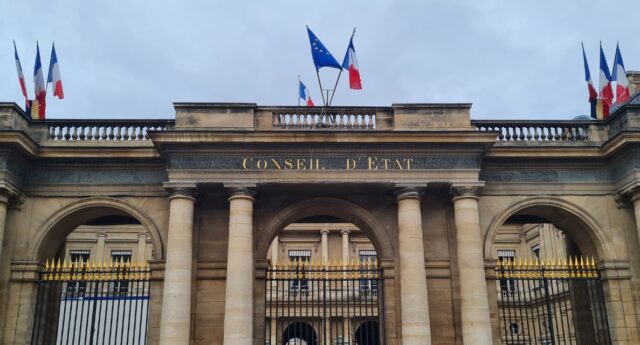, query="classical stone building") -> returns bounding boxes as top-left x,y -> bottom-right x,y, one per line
1,74 -> 640,345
